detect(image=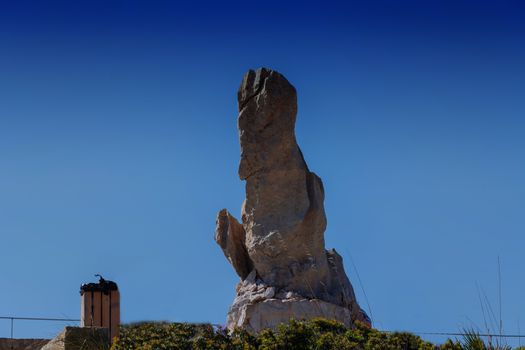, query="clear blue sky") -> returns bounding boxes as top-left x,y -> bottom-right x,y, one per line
1,0 -> 524,345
